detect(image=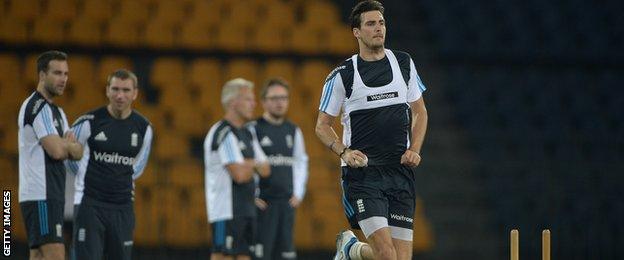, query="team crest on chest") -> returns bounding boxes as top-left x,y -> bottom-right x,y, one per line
131,133 -> 138,147
285,135 -> 293,148
260,136 -> 273,147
